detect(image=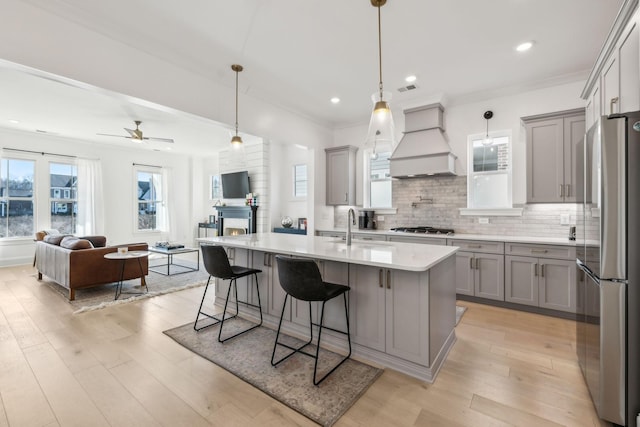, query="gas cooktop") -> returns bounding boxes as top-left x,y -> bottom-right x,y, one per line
390,226 -> 455,235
